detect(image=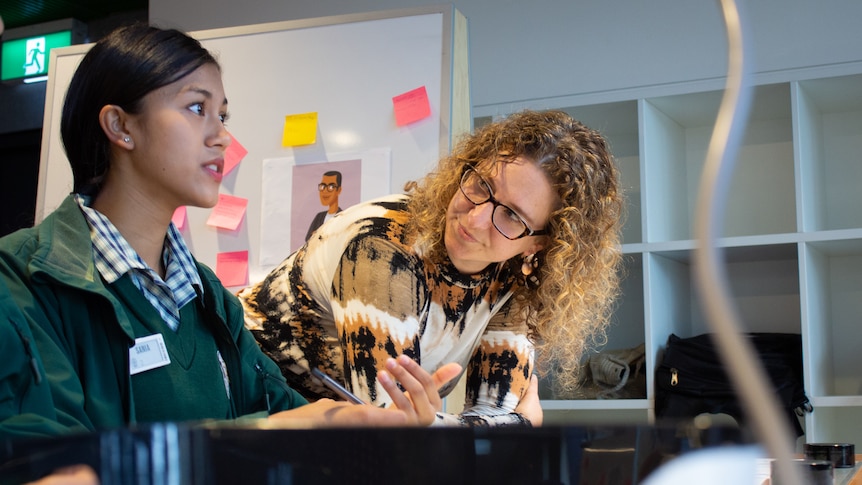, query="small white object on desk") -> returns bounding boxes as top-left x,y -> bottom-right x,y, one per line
640,445 -> 764,485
